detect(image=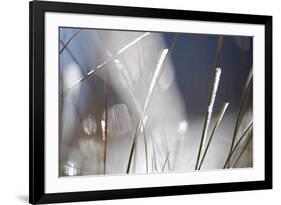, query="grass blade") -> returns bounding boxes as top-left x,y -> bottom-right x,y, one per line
103,68 -> 108,174
225,70 -> 253,167
126,48 -> 169,173
195,67 -> 222,170
60,29 -> 82,54
223,121 -> 253,168
233,131 -> 253,168
126,33 -> 179,173
61,32 -> 150,96
214,36 -> 224,66
151,136 -> 158,172
162,152 -> 170,172
97,32 -> 150,173
198,102 -> 229,170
